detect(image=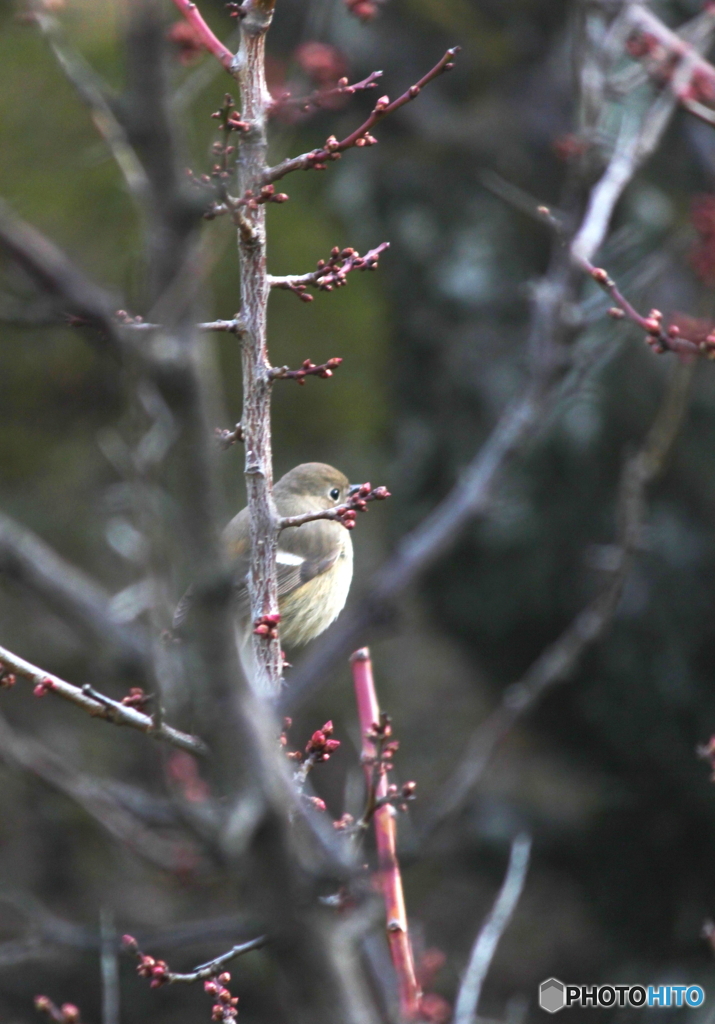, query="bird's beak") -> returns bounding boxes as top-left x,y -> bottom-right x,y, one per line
348,483 -> 362,497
